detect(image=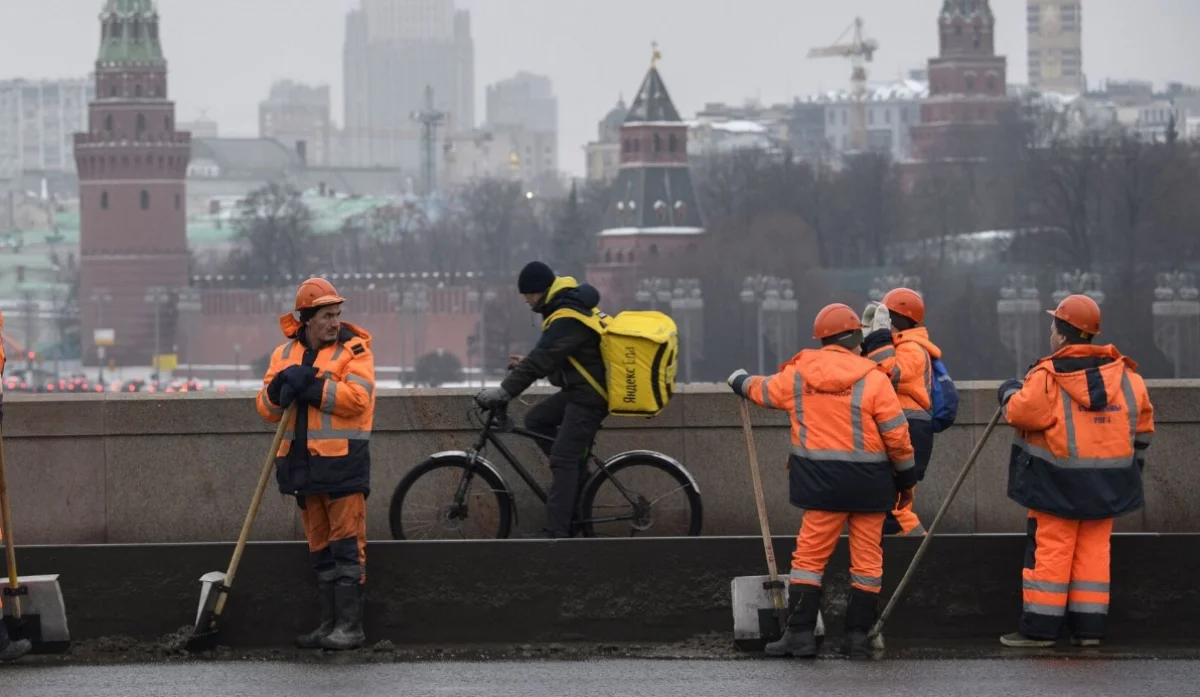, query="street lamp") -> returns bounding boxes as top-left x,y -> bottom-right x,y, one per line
996,273 -> 1042,377
669,279 -> 704,384
1051,270 -> 1105,307
635,278 -> 672,311
741,275 -> 798,375
1152,271 -> 1200,378
466,277 -> 498,387
176,288 -> 203,382
867,274 -> 922,303
90,288 -> 113,383
144,286 -> 171,375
